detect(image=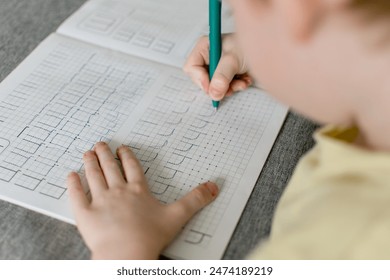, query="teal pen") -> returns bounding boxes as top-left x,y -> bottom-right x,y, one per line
209,0 -> 222,111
